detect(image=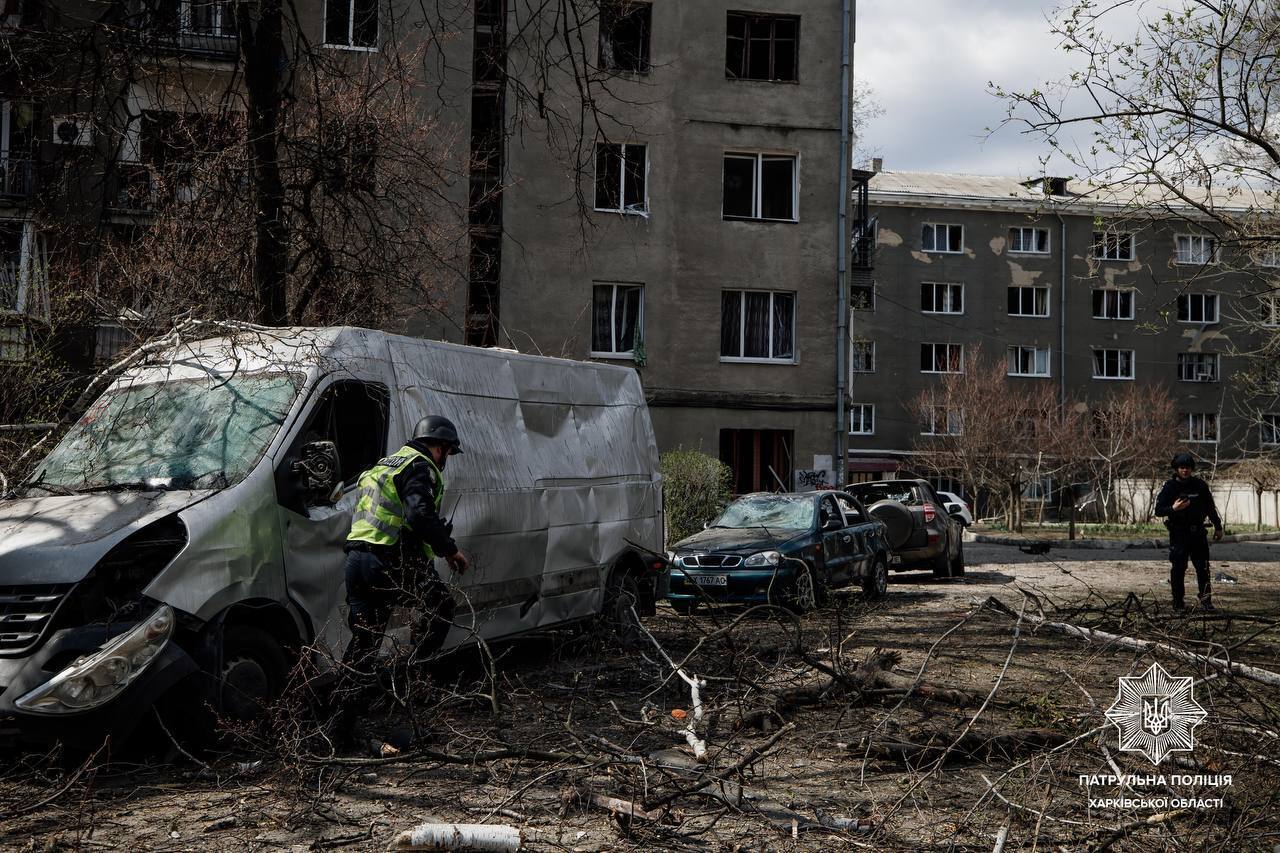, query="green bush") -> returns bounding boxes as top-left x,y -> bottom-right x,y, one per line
660,448 -> 733,547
